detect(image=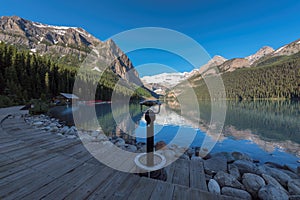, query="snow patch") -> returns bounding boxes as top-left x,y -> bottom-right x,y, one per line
33,22 -> 75,30
75,28 -> 92,38
53,29 -> 66,36
33,22 -> 91,38
274,45 -> 286,53
297,41 -> 300,44
30,48 -> 37,53
53,40 -> 58,44
141,72 -> 188,88
92,66 -> 101,72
